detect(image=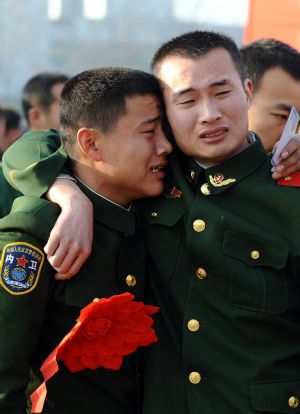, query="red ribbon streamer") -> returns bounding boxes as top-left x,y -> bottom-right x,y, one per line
30,330 -> 73,413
